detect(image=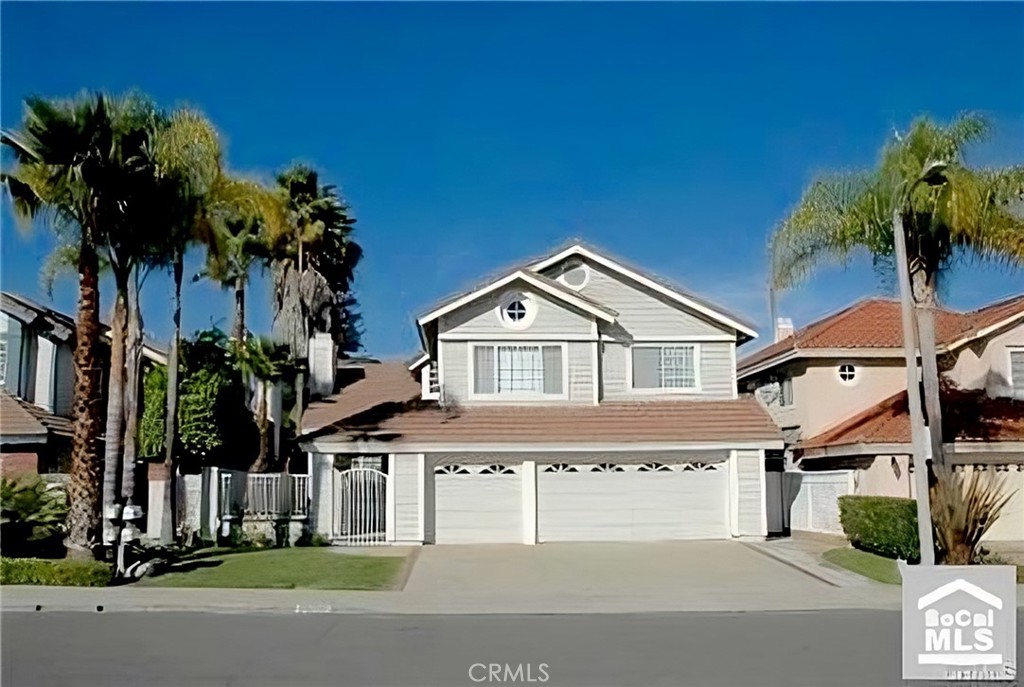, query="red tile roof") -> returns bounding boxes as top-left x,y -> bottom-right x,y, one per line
316,396 -> 781,445
799,387 -> 1024,453
739,294 -> 1024,375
